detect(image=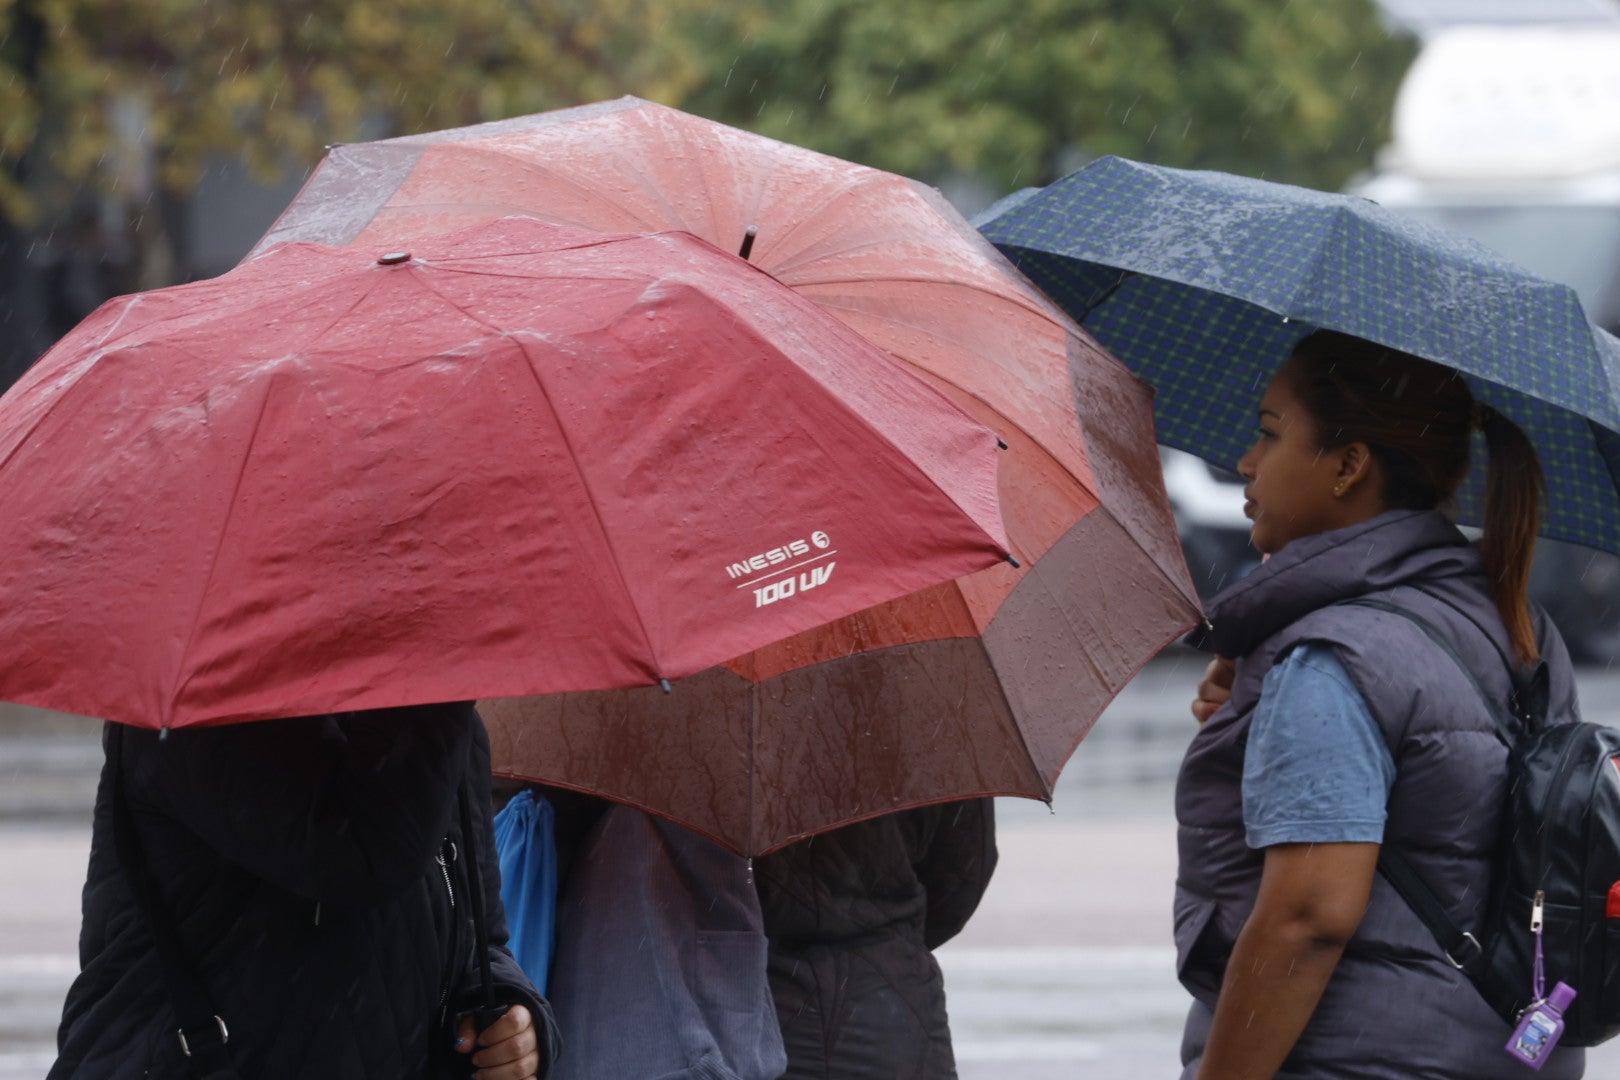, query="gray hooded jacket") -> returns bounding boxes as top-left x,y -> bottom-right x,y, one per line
1175,510 -> 1584,1079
